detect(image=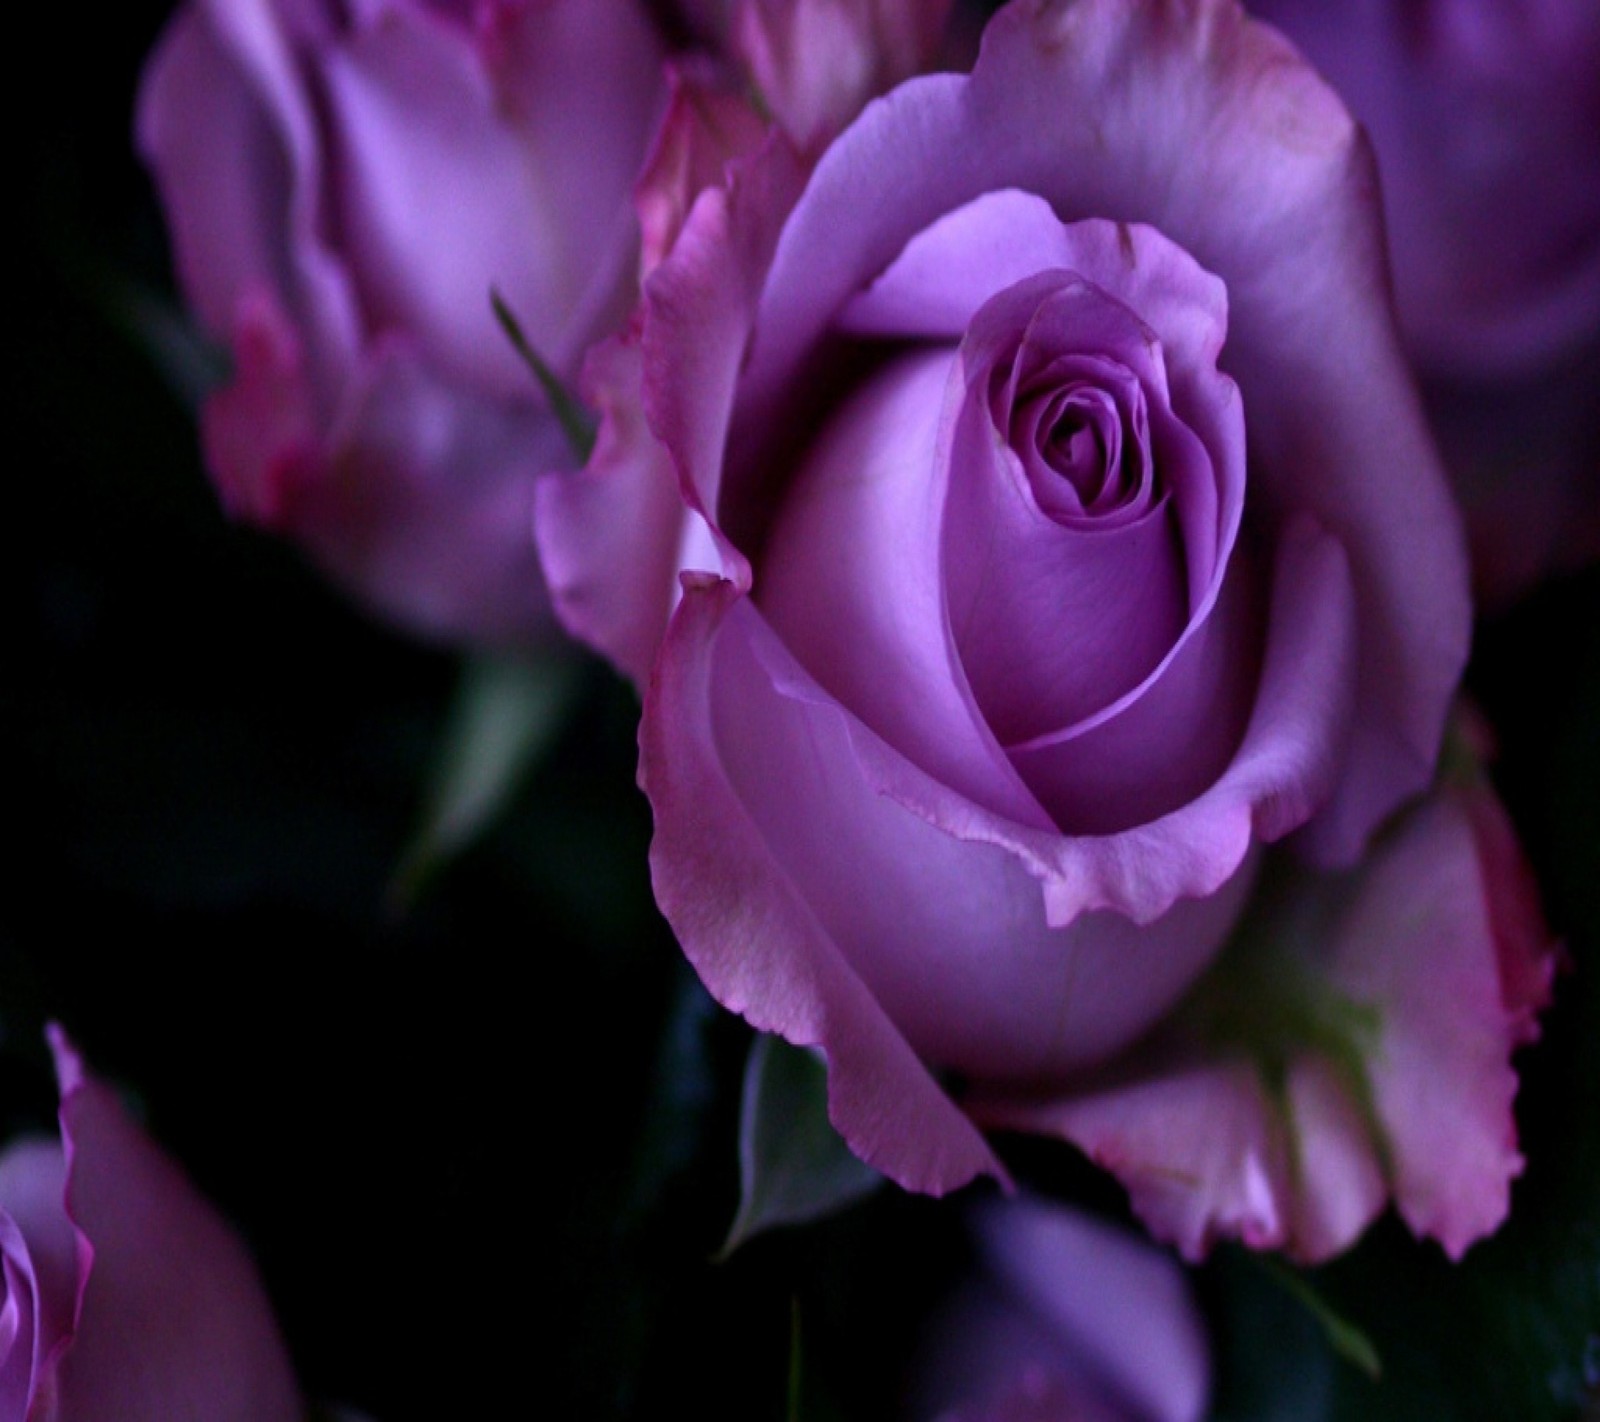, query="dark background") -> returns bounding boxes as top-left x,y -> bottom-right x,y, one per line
9,5 -> 1598,1419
